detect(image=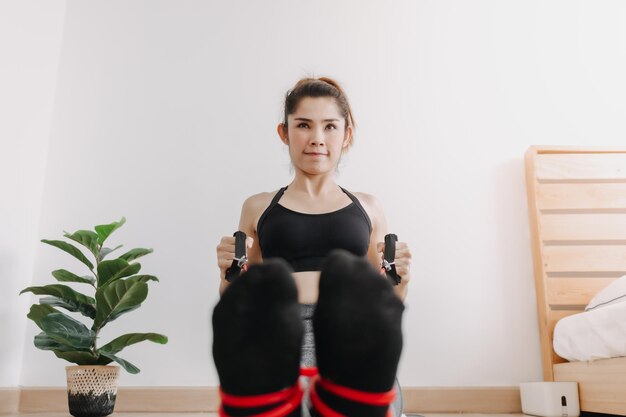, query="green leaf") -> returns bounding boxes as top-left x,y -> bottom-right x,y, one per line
128,275 -> 159,283
34,332 -> 78,352
100,244 -> 123,261
99,333 -> 168,356
98,351 -> 140,374
94,279 -> 148,329
95,217 -> 126,245
52,269 -> 95,286
40,313 -> 95,350
26,304 -> 60,330
20,284 -> 95,306
40,297 -> 96,319
97,259 -> 141,287
118,248 -> 153,262
41,239 -> 94,271
63,230 -> 99,257
53,350 -> 111,366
